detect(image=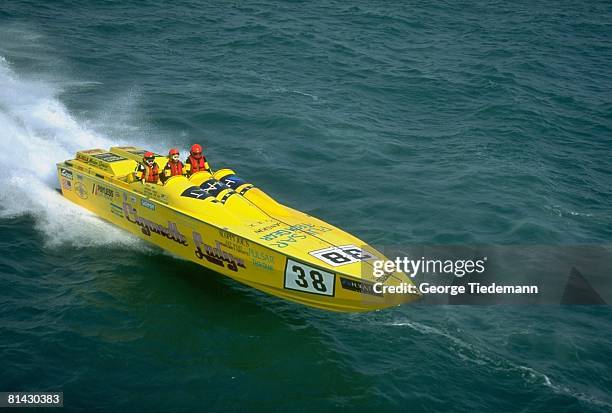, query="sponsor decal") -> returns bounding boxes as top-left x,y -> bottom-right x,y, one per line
260,223 -> 332,249
122,193 -> 136,204
309,245 -> 378,267
60,168 -> 73,180
61,178 -> 72,191
249,248 -> 275,272
192,231 -> 246,272
180,186 -> 211,200
200,179 -> 229,196
218,174 -> 253,195
340,277 -> 383,297
77,153 -> 114,172
181,180 -> 229,200
141,199 -> 155,210
247,220 -> 282,234
216,230 -> 250,255
93,183 -> 114,200
375,271 -> 393,284
122,202 -> 188,245
125,149 -> 150,157
74,182 -> 88,199
219,229 -> 249,247
91,152 -> 126,163
142,185 -> 169,204
255,222 -> 281,234
284,259 -> 335,297
219,174 -> 248,190
110,203 -> 124,218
